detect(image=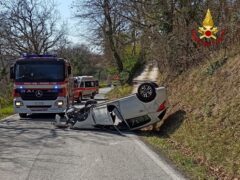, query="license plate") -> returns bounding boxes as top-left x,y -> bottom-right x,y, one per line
34,102 -> 44,105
